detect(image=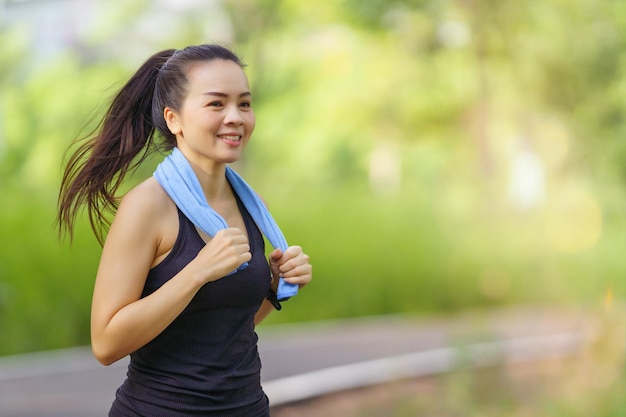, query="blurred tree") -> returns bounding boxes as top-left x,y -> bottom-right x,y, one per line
0,0 -> 624,355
